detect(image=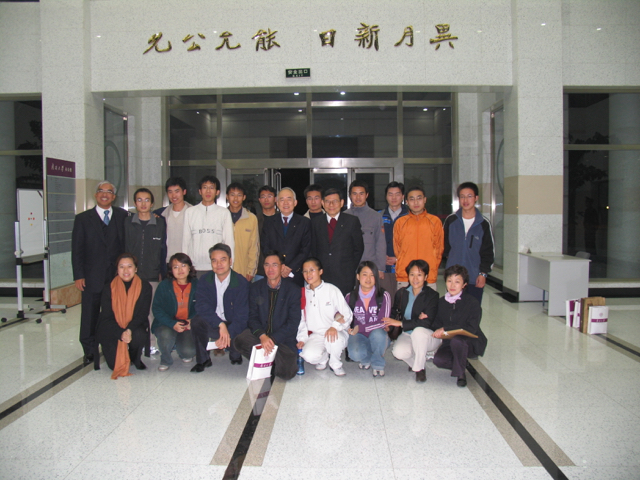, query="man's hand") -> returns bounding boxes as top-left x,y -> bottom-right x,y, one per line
325,327 -> 338,343
246,274 -> 254,282
379,271 -> 385,280
386,256 -> 397,266
281,265 -> 293,278
75,279 -> 85,291
215,322 -> 231,349
259,334 -> 275,355
476,275 -> 487,288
